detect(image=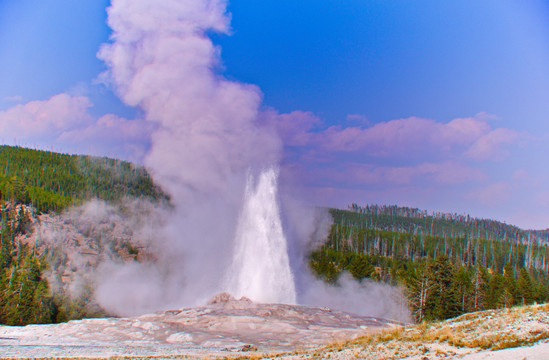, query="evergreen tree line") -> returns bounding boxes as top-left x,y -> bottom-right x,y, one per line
327,222 -> 549,273
0,202 -> 109,325
0,145 -> 166,213
346,204 -> 547,245
310,209 -> 549,323
0,204 -> 58,324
